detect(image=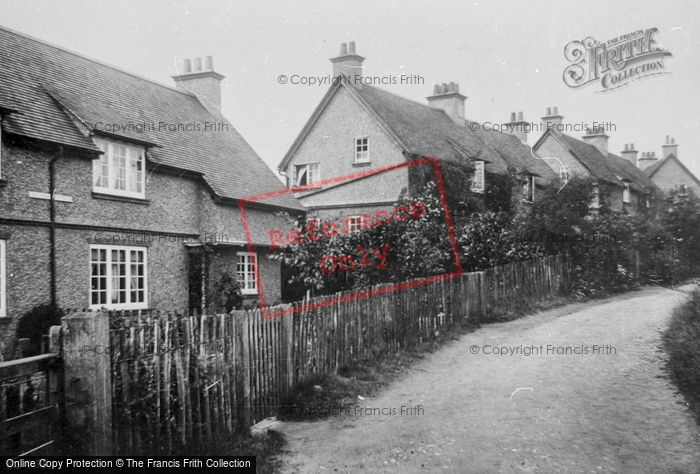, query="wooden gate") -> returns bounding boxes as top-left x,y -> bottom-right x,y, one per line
0,327 -> 63,456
